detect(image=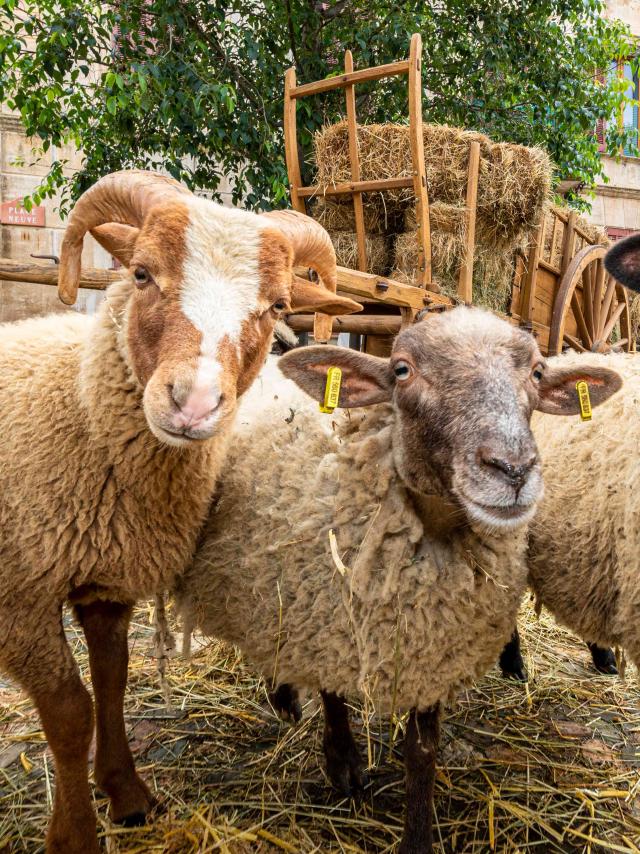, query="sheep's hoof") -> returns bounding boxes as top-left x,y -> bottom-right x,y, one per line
588,643 -> 618,676
498,637 -> 528,682
270,683 -> 302,724
119,811 -> 147,828
500,662 -> 528,682
325,740 -> 368,800
104,773 -> 155,826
